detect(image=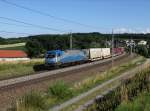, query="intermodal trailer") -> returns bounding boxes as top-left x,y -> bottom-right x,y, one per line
84,48 -> 111,61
